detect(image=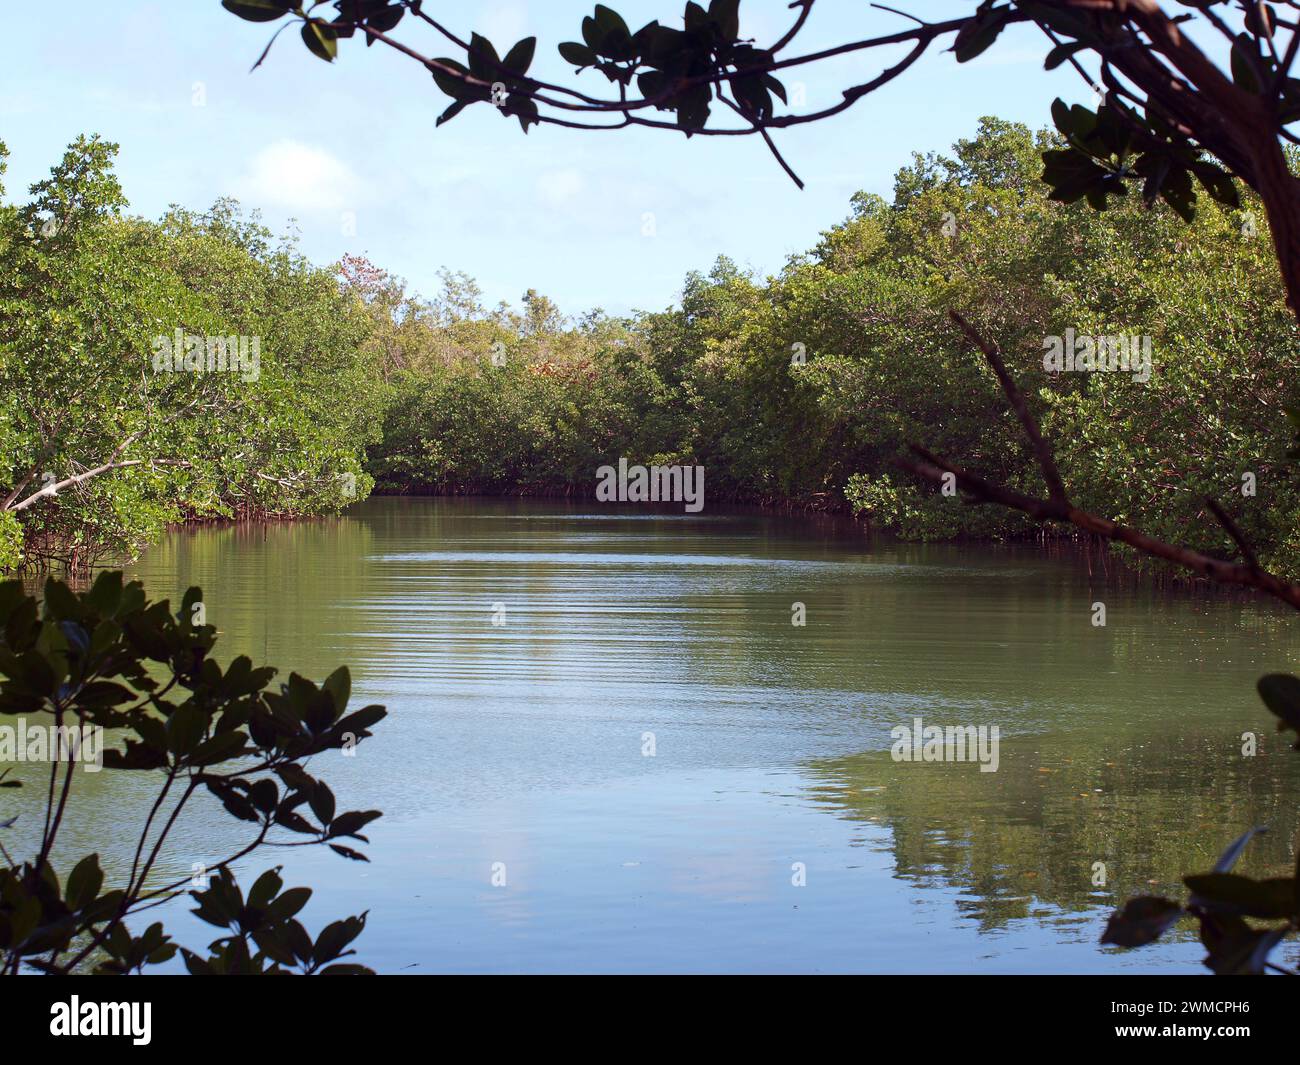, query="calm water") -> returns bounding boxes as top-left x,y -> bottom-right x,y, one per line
25,497 -> 1300,972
